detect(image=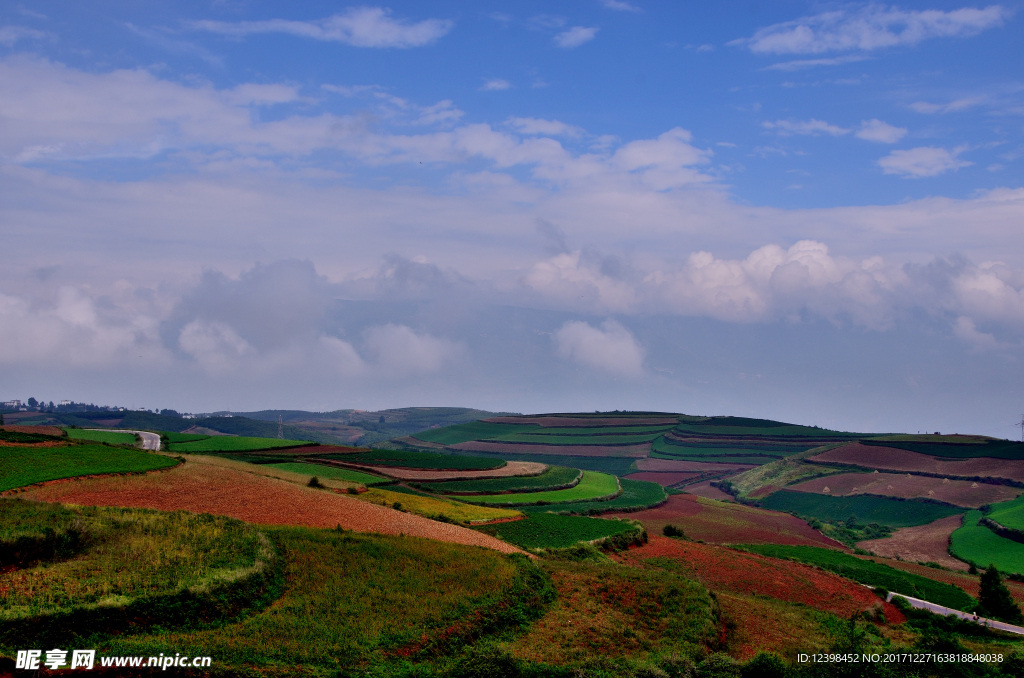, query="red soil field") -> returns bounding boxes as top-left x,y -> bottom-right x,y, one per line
624,471 -> 702,486
1,425 -> 65,436
317,460 -> 547,481
18,463 -> 523,555
615,536 -> 904,622
857,515 -> 968,570
635,458 -> 757,472
683,480 -> 735,501
606,494 -> 844,548
789,472 -> 1019,508
717,593 -> 832,660
449,441 -> 651,457
811,443 -> 1024,483
482,416 -> 678,427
